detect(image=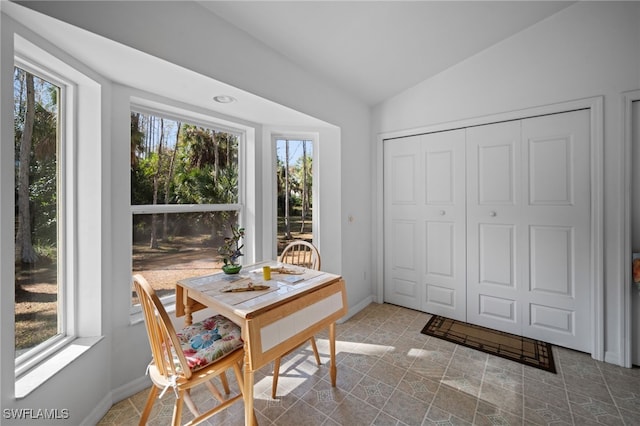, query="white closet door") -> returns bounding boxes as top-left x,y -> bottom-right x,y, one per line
467,110 -> 591,352
521,110 -> 591,352
467,120 -> 523,334
384,109 -> 592,352
420,130 -> 467,320
383,130 -> 466,320
384,136 -> 422,309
